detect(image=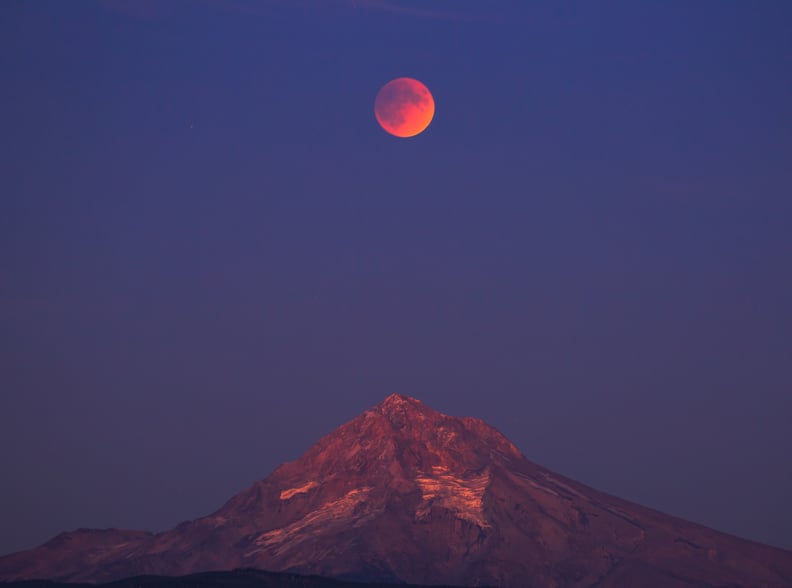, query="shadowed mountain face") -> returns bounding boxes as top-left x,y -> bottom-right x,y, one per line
2,394 -> 791,587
